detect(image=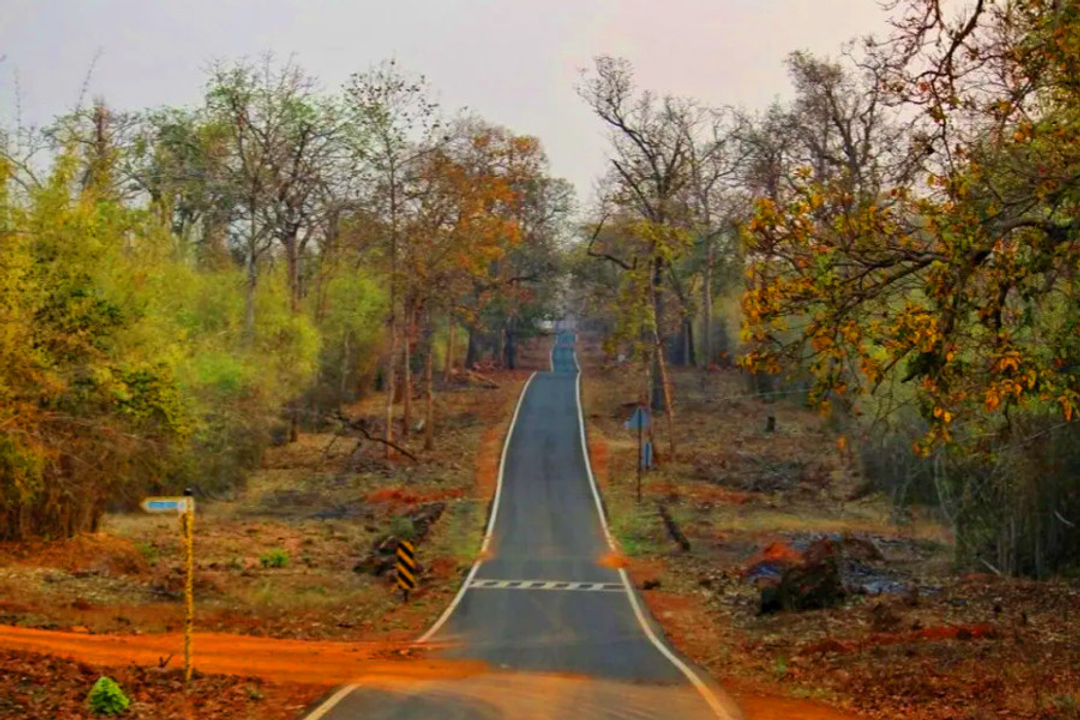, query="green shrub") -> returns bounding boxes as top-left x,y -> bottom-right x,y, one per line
259,548 -> 289,569
88,676 -> 130,716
